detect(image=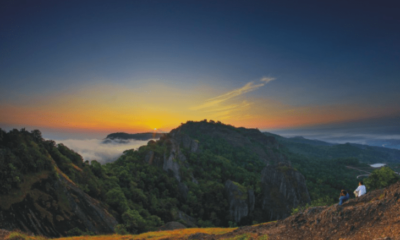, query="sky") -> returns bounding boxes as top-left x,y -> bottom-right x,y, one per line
1,0 -> 399,142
